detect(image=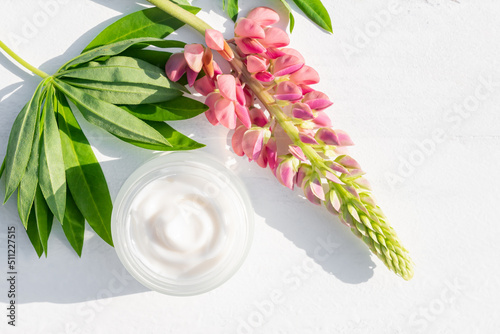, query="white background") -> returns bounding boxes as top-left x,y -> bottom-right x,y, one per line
1,0 -> 499,333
